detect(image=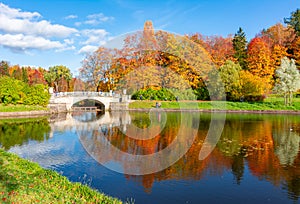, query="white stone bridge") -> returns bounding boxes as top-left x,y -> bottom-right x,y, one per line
49,91 -> 131,111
